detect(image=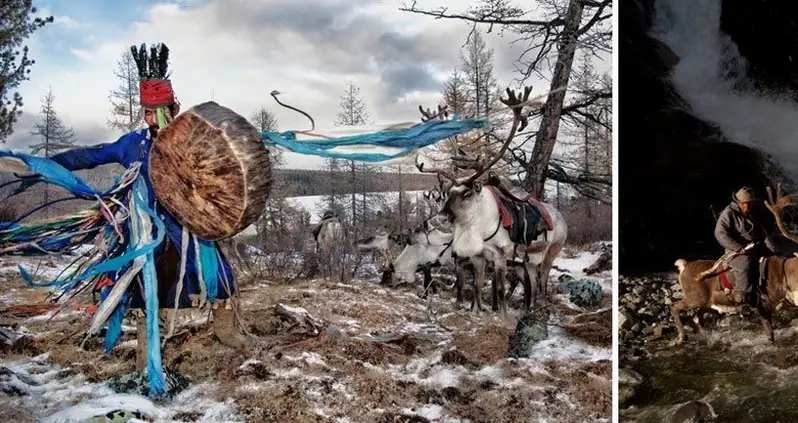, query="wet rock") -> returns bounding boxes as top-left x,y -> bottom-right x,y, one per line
619,311 -> 636,330
619,368 -> 644,406
508,310 -> 549,358
670,400 -> 717,423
